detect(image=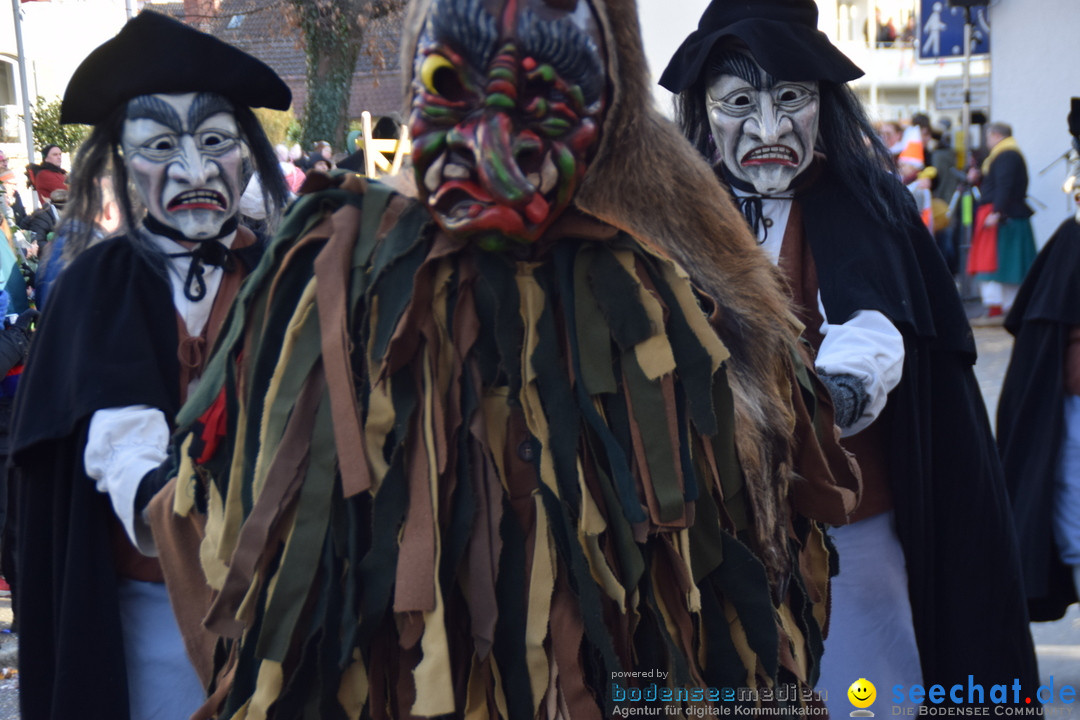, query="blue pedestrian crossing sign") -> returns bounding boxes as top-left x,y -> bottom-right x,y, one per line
917,0 -> 990,62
